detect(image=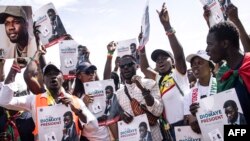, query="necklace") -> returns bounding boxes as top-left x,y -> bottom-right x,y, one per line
16,45 -> 27,57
